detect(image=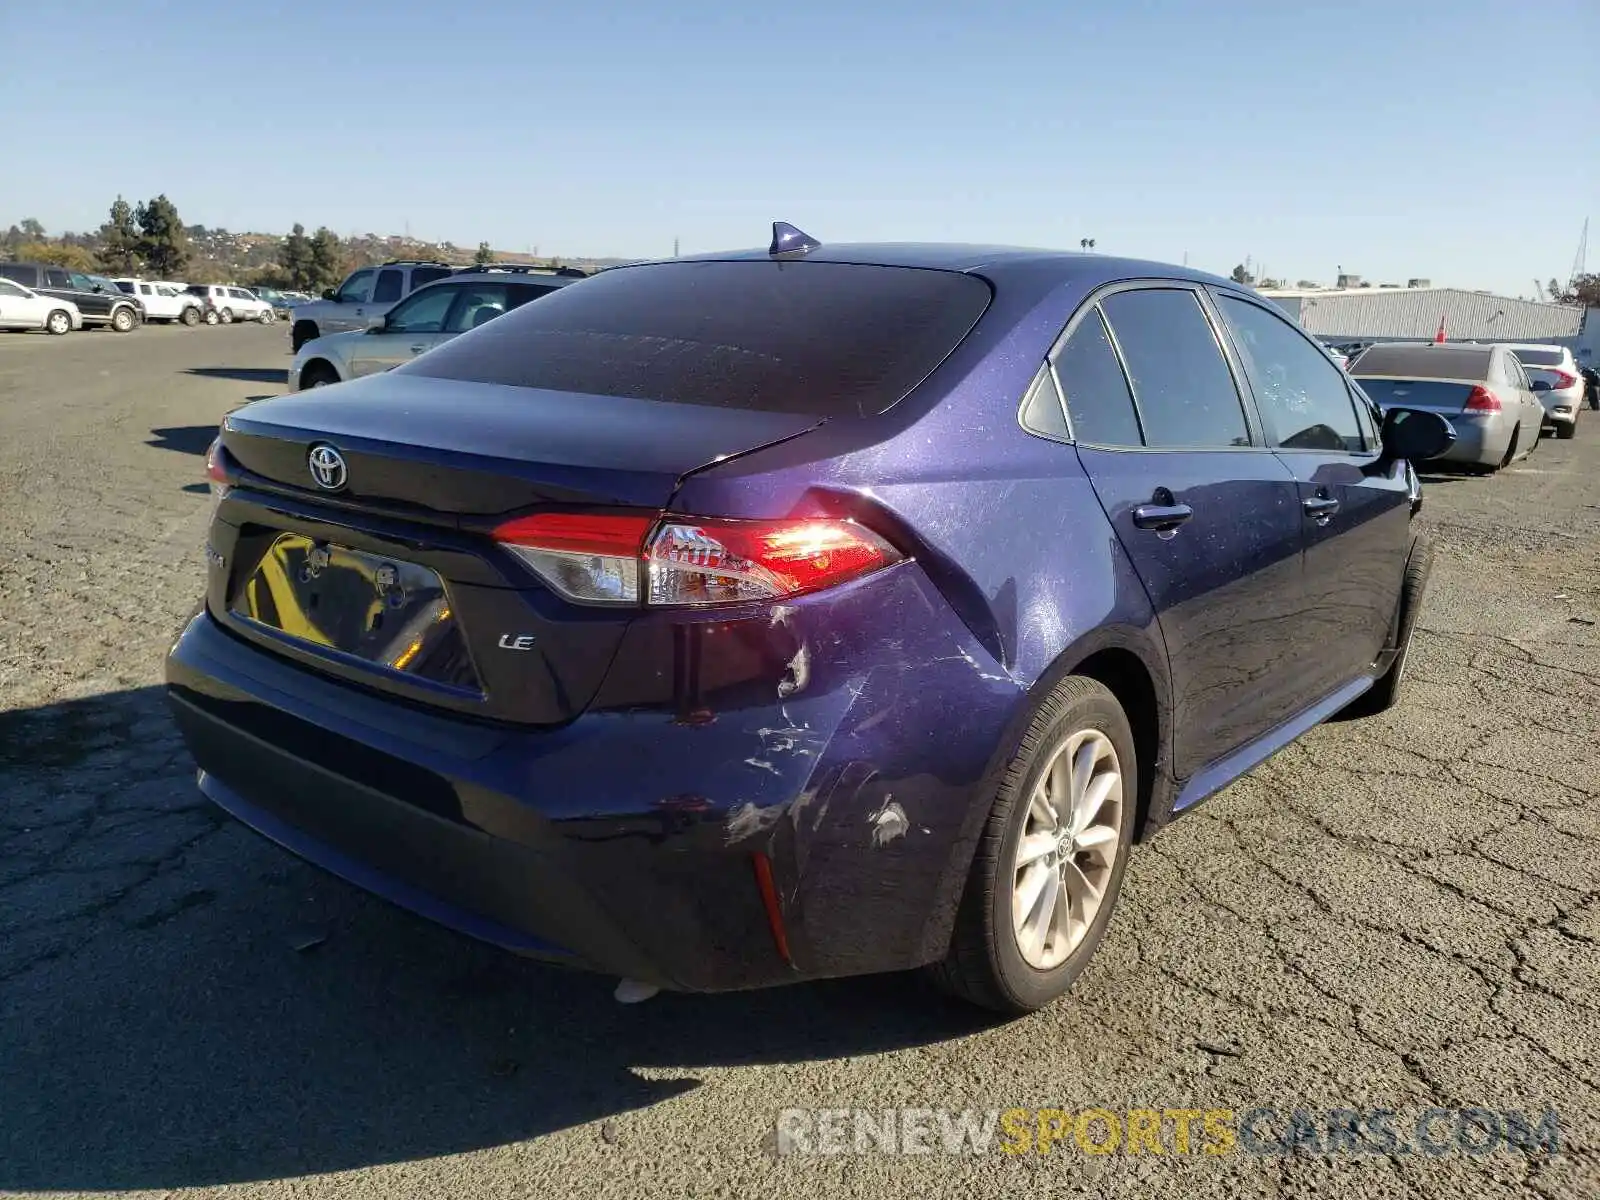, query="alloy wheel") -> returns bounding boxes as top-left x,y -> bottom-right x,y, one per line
1010,729 -> 1124,970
